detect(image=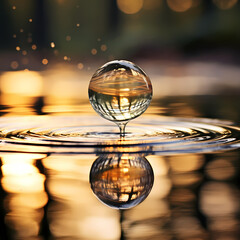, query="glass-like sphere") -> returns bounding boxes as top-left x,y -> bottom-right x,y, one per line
89,154 -> 154,209
89,60 -> 152,135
